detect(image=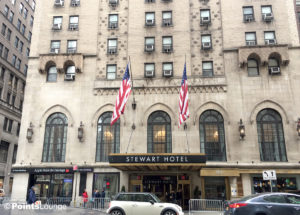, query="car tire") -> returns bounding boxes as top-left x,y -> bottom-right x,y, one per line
163,210 -> 176,215
110,209 -> 123,215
